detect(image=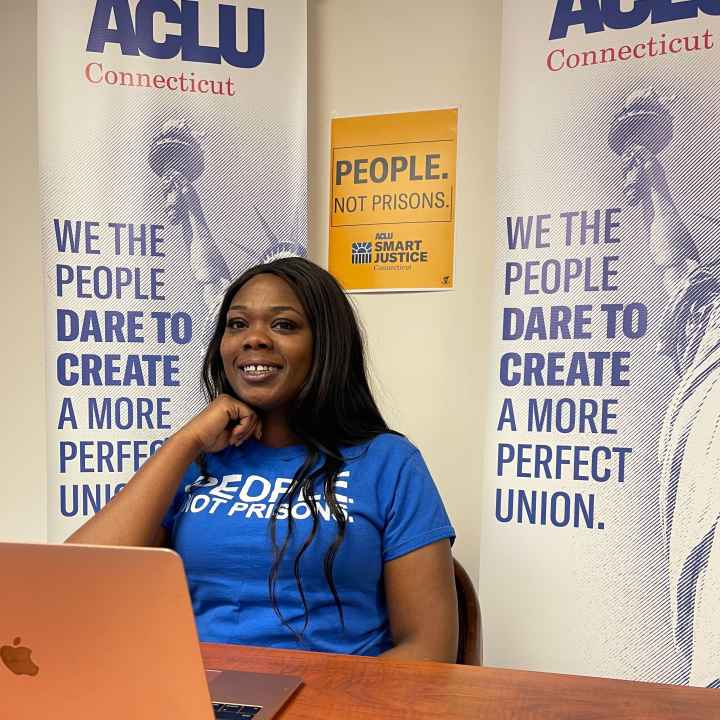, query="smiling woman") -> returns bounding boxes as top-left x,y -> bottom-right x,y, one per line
218,274 -> 314,424
66,257 -> 459,663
